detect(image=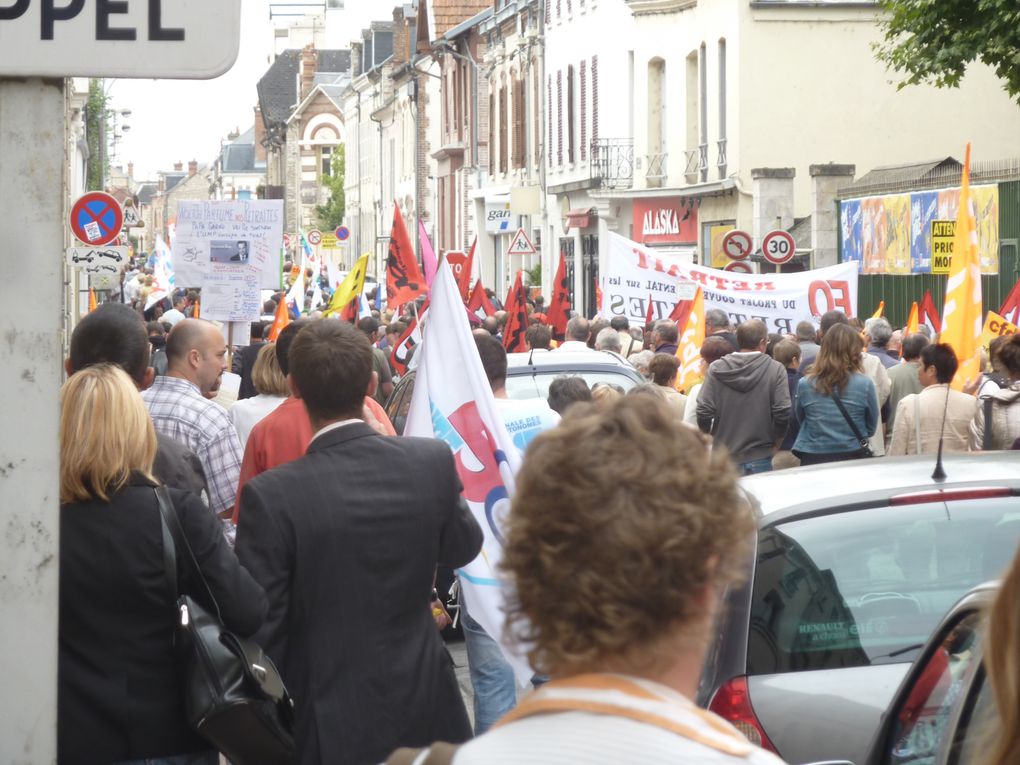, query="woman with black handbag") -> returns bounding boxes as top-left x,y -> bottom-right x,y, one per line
792,323 -> 880,466
58,364 -> 268,765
